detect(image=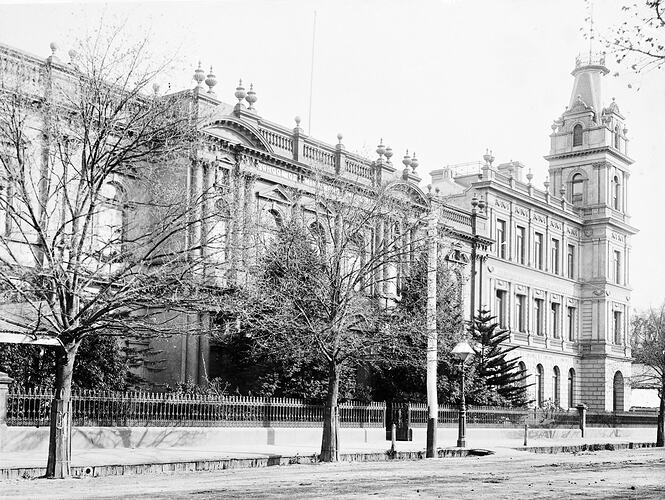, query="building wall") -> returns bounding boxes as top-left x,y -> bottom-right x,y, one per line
0,43 -> 639,409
